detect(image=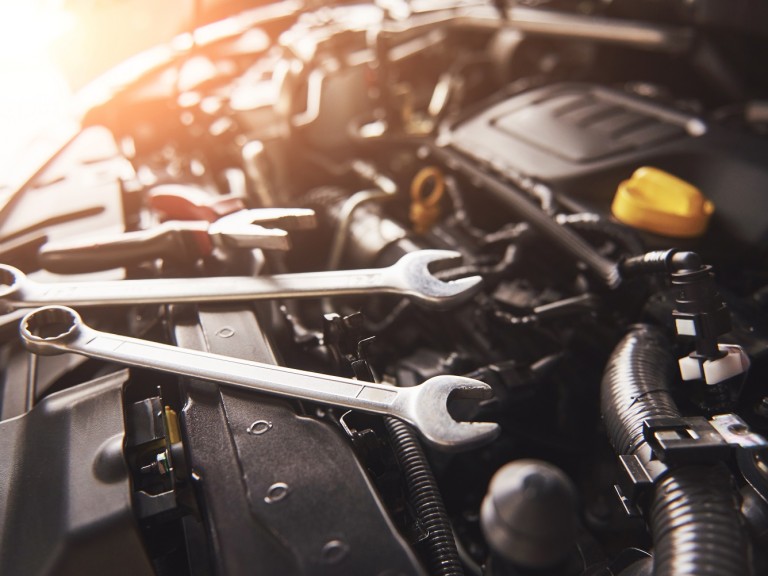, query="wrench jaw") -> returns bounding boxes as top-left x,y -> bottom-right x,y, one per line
211,225 -> 291,251
208,208 -> 318,251
400,375 -> 500,451
20,305 -> 86,356
231,208 -> 317,231
389,250 -> 483,310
